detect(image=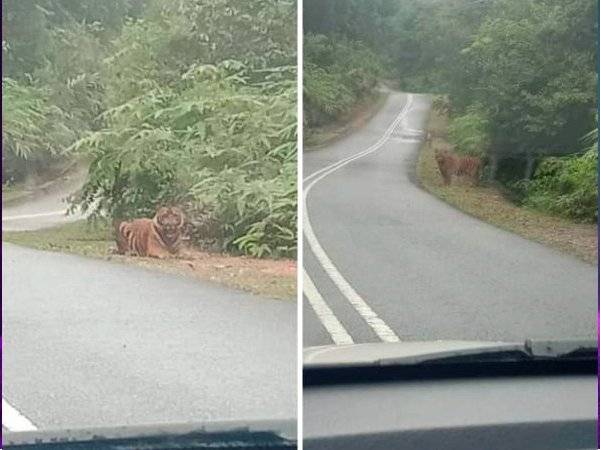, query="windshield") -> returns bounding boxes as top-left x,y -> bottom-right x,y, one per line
2,0 -> 297,436
302,0 -> 597,355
